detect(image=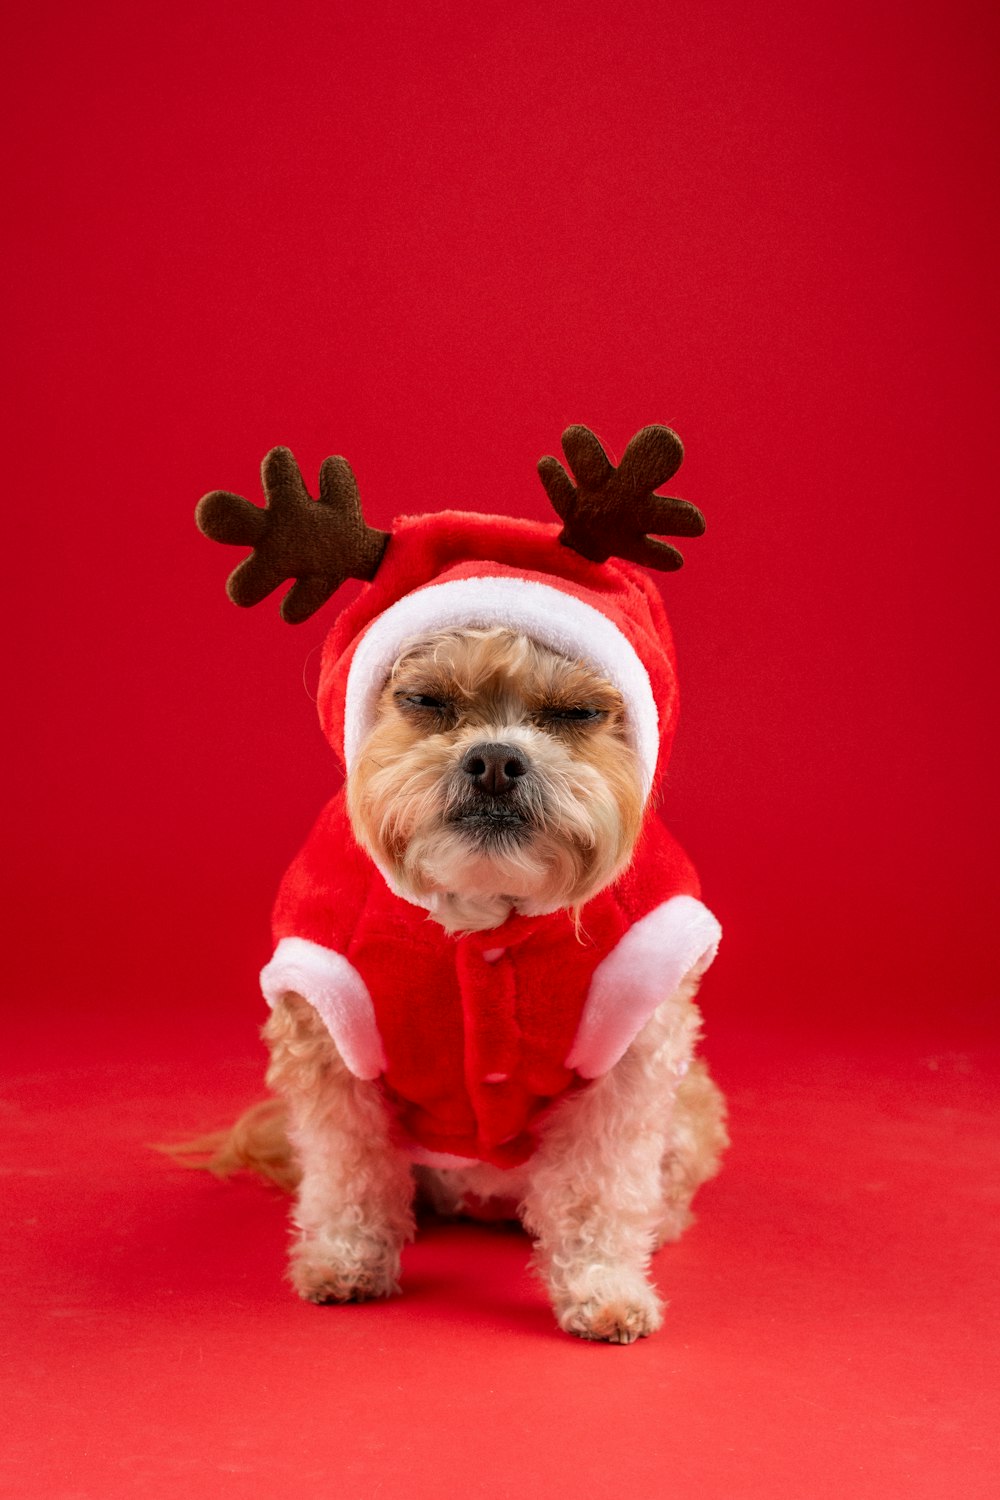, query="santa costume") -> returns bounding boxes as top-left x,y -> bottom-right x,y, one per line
198,427 -> 722,1171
